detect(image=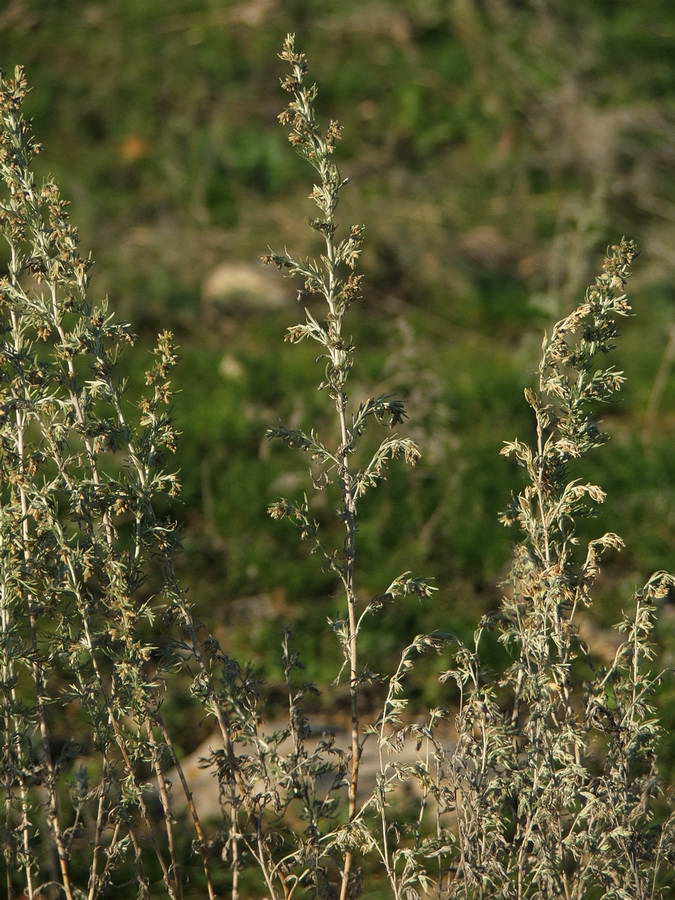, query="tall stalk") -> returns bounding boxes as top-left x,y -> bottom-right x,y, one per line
265,34 -> 423,895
